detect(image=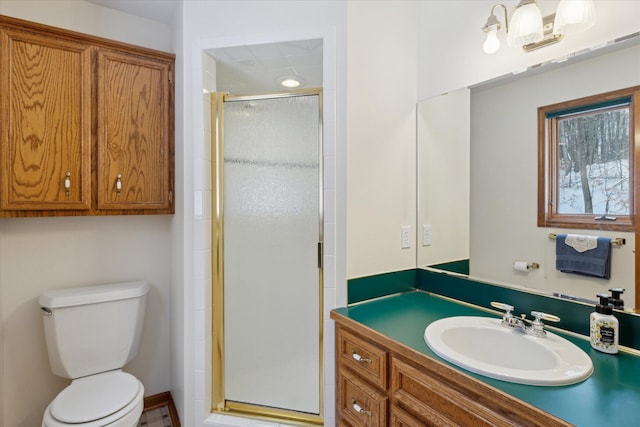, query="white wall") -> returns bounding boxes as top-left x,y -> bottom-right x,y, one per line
471,43 -> 639,304
346,1 -> 418,278
0,1 -> 174,426
0,0 -> 171,51
169,3 -> 186,427
418,0 -> 640,100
